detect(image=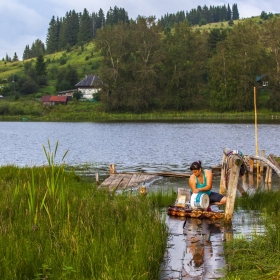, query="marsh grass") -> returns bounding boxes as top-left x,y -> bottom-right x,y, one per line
0,158 -> 174,279
225,189 -> 280,279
